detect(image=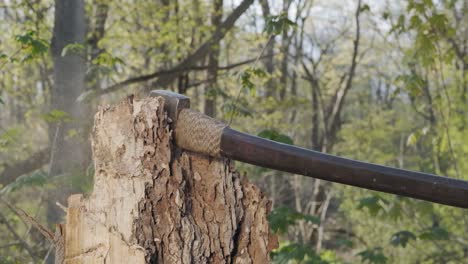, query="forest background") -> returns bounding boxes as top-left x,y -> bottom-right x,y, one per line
0,0 -> 467,263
